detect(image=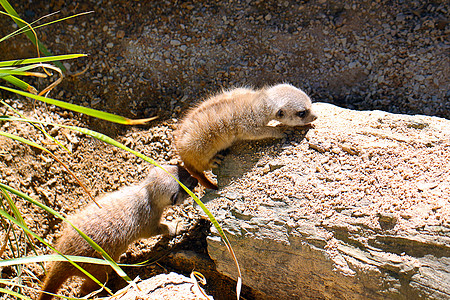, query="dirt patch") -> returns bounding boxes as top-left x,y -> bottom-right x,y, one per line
0,0 -> 448,121
0,100 -> 220,298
